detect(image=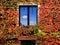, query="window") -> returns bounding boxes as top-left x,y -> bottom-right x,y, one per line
19,5 -> 37,26
21,40 -> 36,45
